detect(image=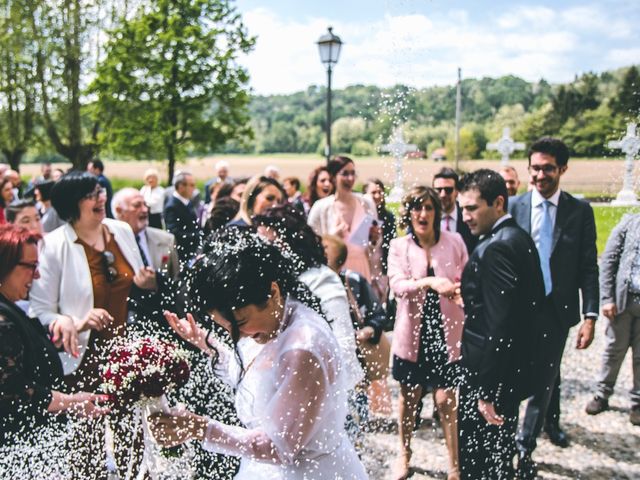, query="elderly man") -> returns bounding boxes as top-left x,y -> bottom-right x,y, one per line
163,171 -> 201,263
204,160 -> 233,203
586,213 -> 640,426
112,188 -> 179,279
